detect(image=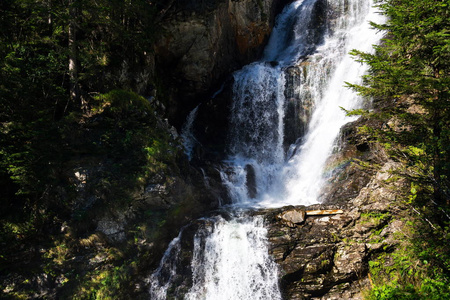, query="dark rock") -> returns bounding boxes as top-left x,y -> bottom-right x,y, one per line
155,0 -> 293,129
269,61 -> 280,67
192,78 -> 234,161
245,164 -> 258,198
284,65 -> 312,149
